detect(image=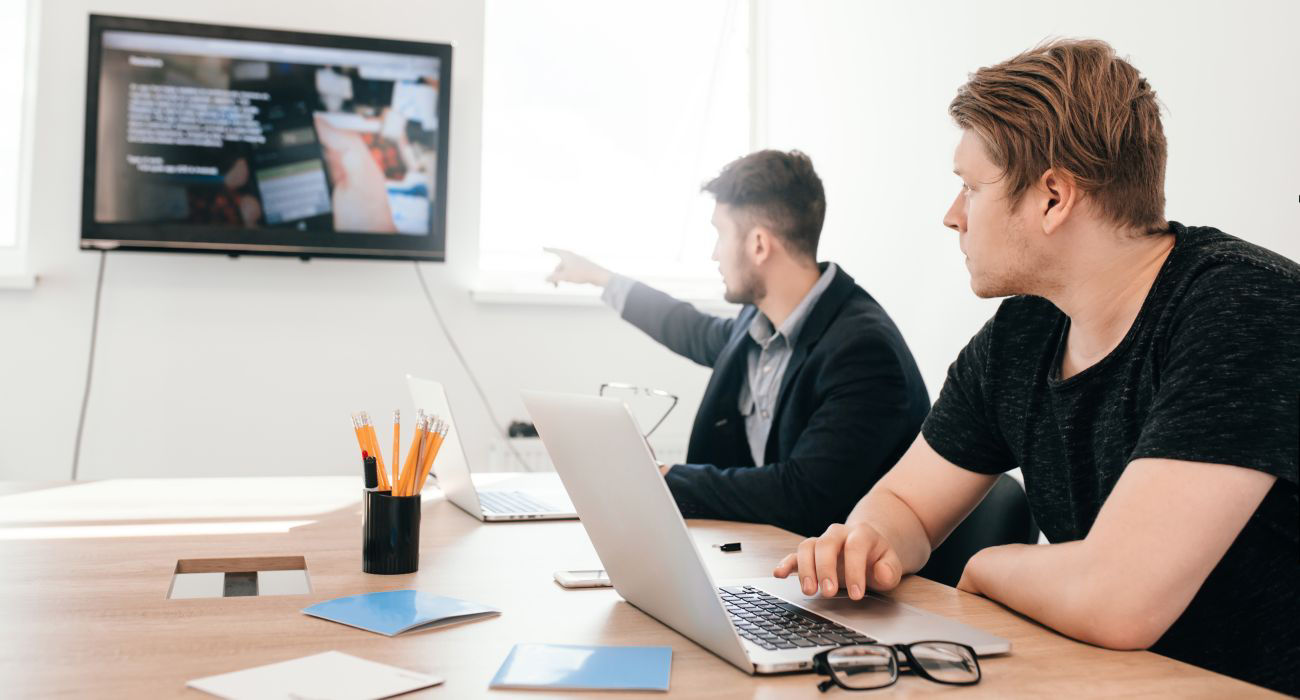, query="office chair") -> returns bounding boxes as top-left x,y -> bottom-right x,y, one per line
916,474 -> 1039,588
